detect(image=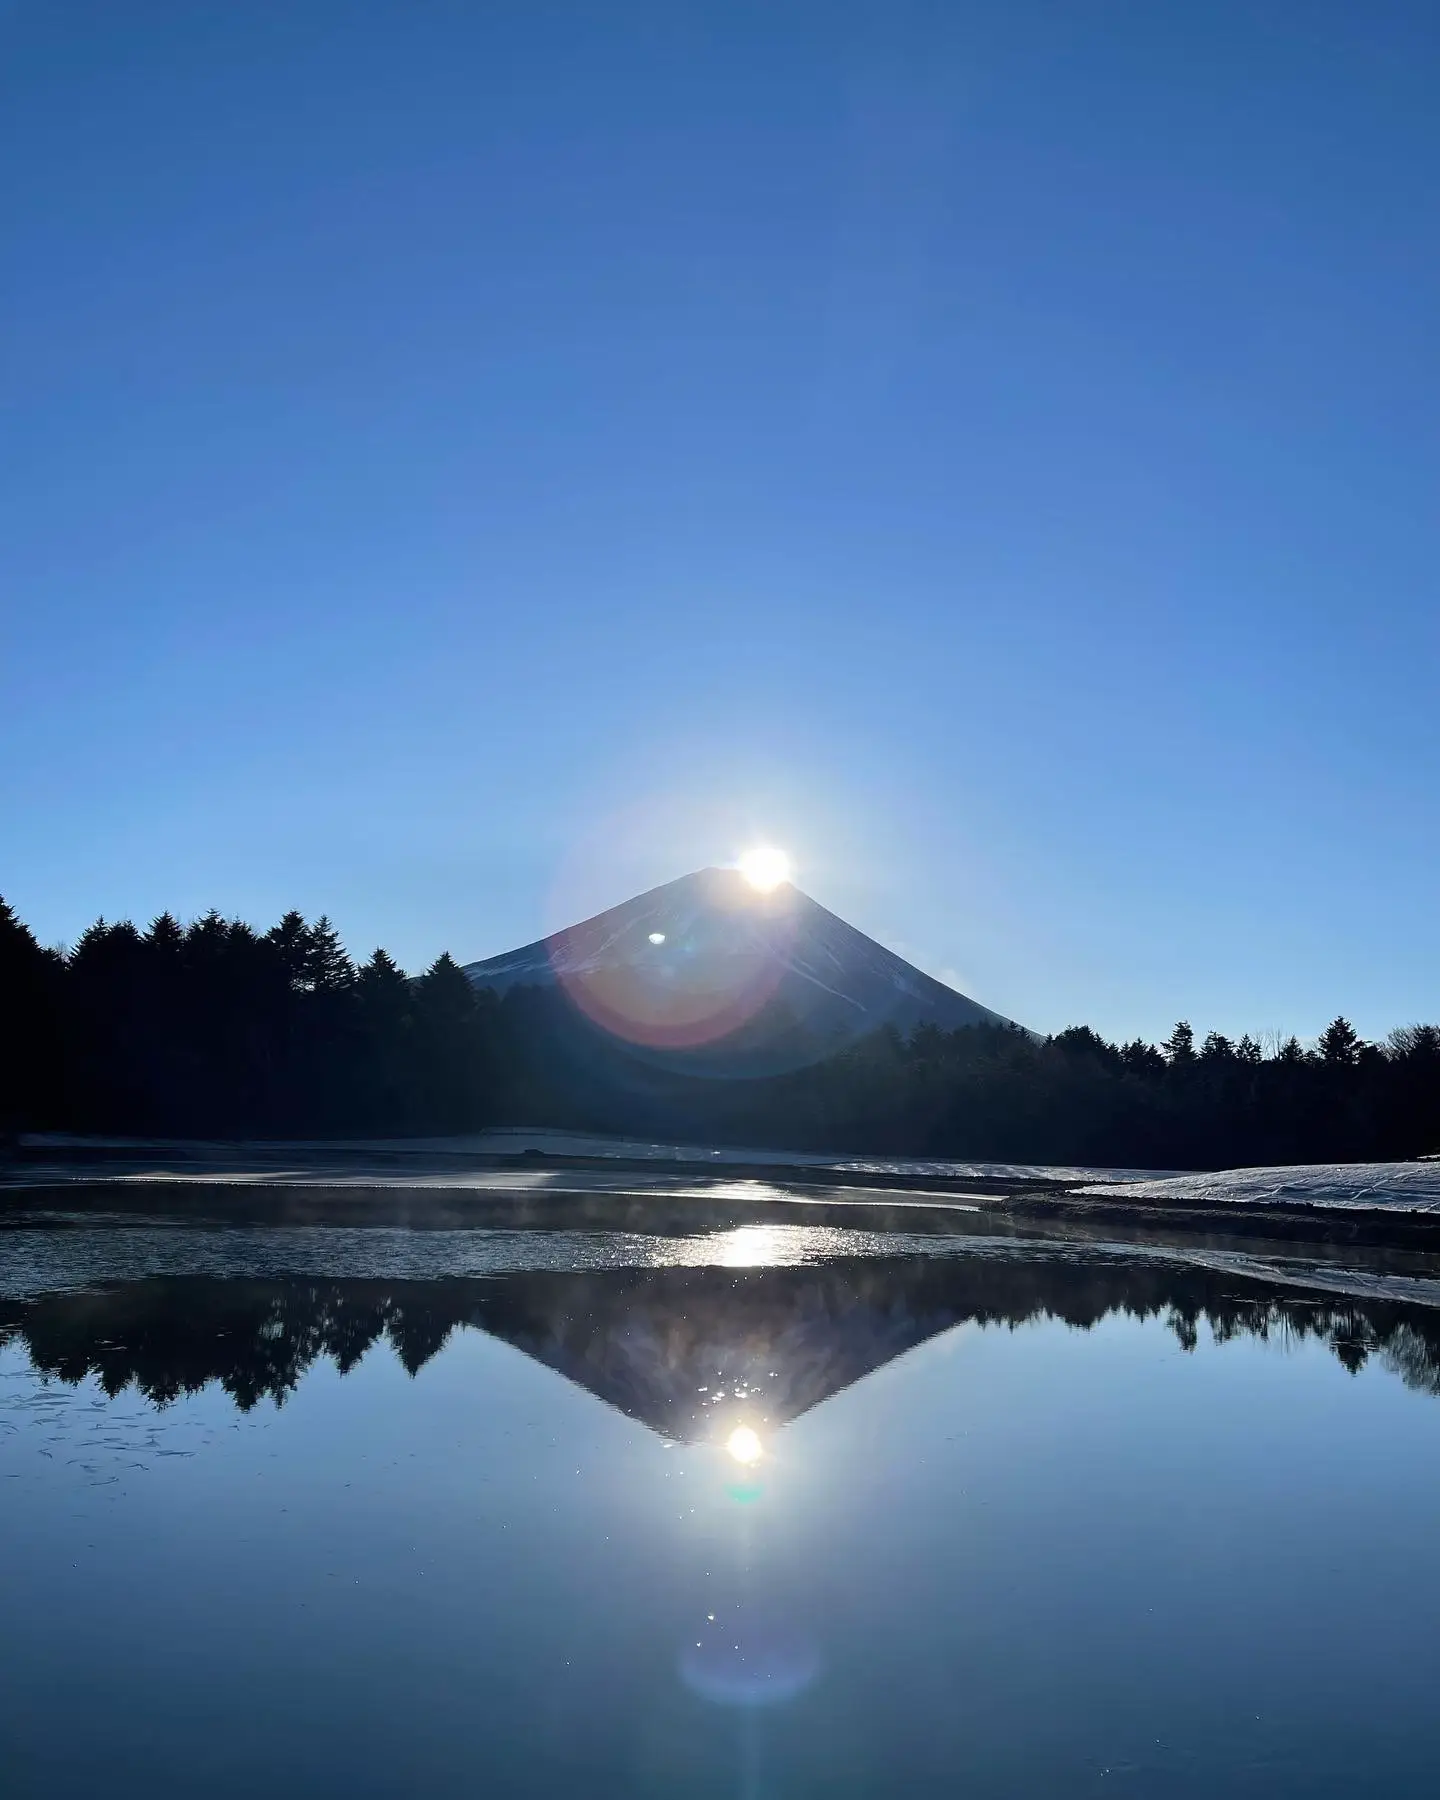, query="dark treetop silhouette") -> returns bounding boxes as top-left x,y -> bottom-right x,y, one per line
1,889 -> 1437,1166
